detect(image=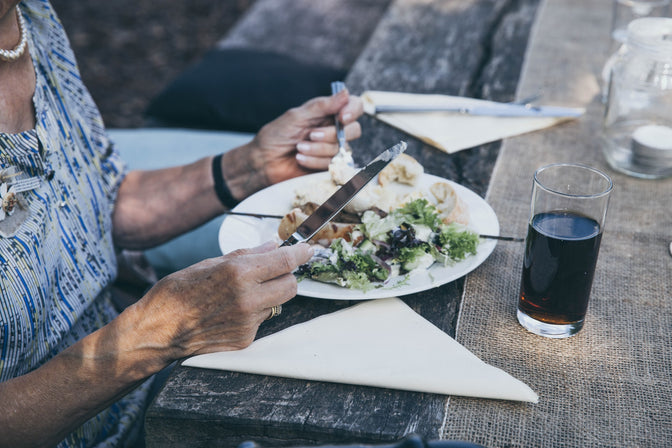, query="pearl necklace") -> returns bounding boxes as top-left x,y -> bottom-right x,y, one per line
0,6 -> 27,62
